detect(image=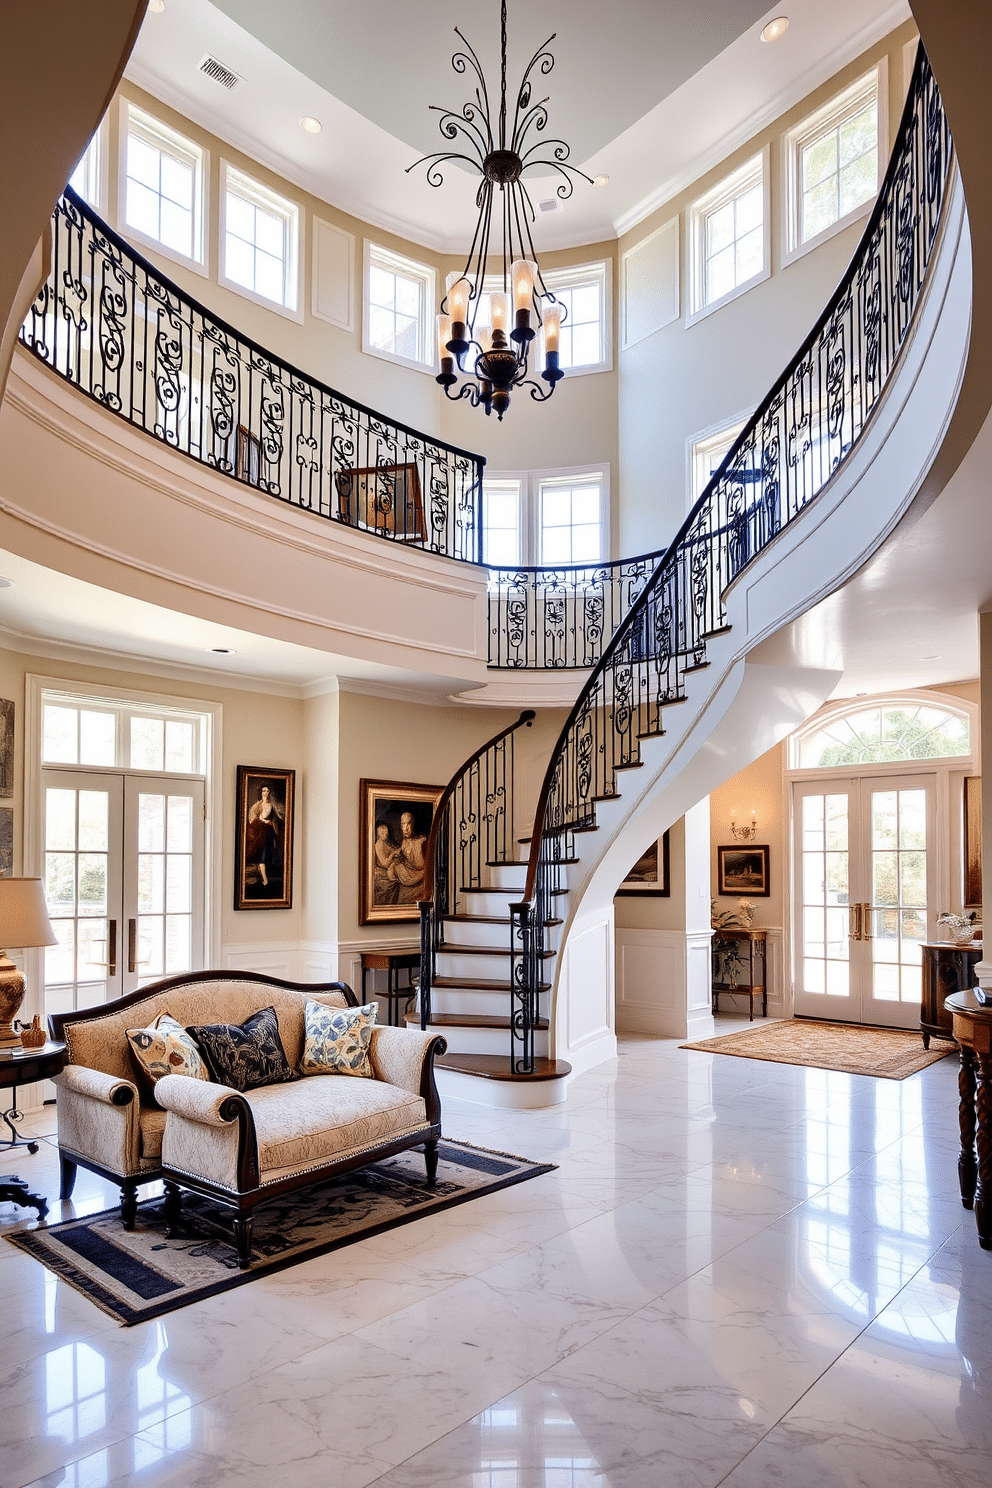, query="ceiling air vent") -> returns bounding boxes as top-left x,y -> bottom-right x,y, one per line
198,54 -> 243,91
539,199 -> 561,214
